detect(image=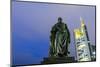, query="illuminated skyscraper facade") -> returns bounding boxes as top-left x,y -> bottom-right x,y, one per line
74,18 -> 91,61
